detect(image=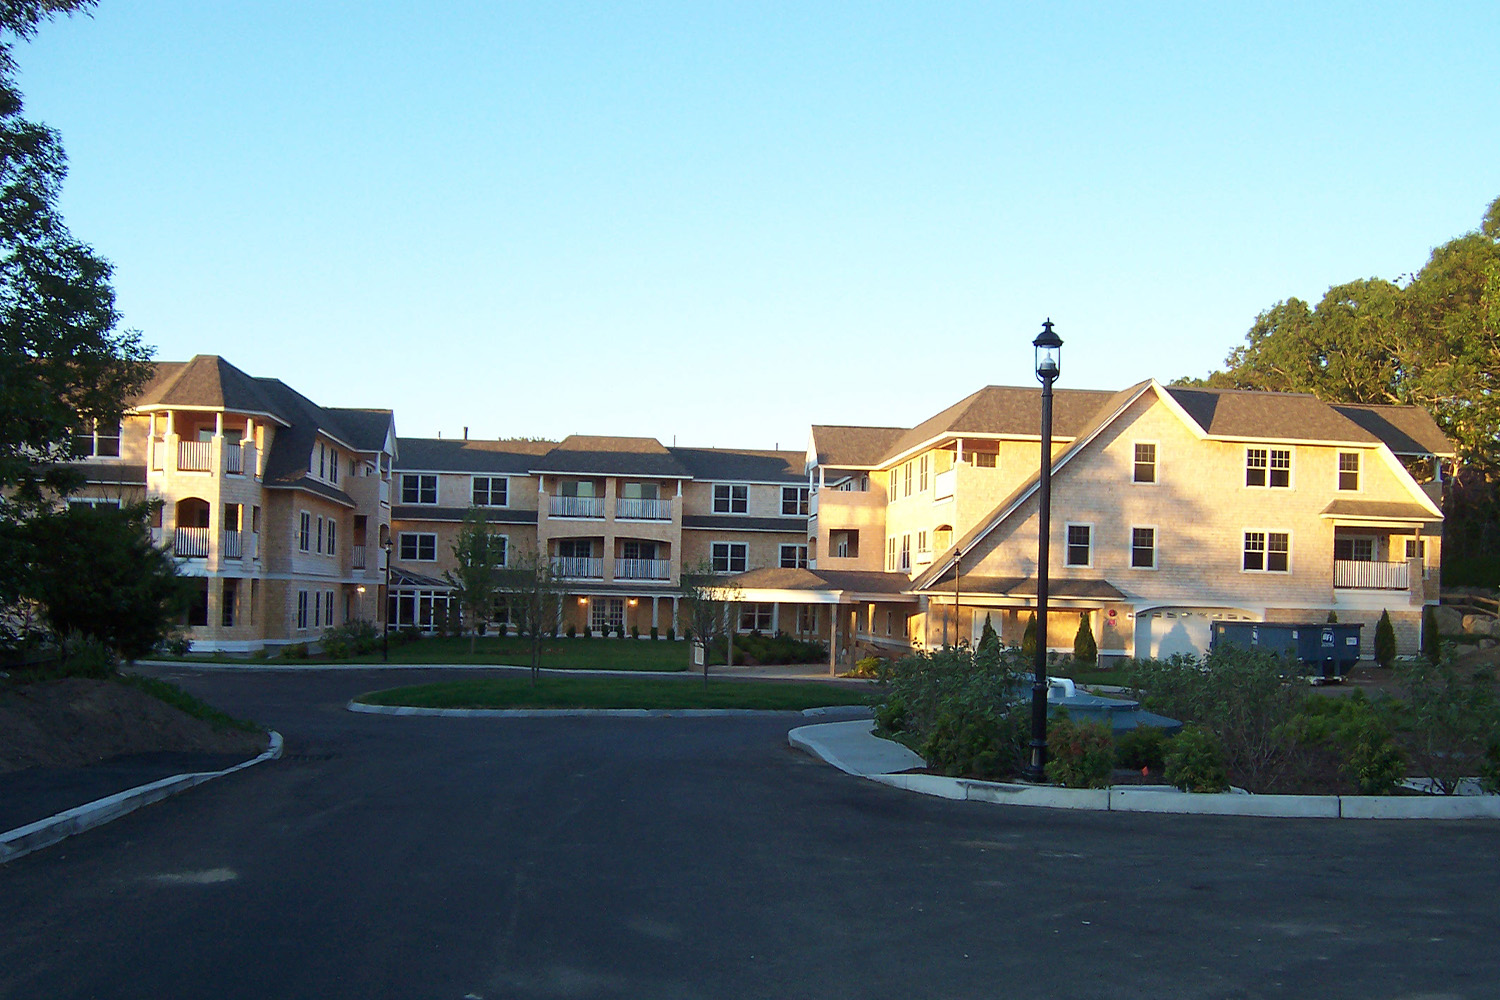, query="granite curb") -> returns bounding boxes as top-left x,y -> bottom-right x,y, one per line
790,720 -> 1500,821
349,701 -> 874,720
0,731 -> 285,865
